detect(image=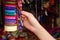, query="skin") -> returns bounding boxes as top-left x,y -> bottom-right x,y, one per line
21,11 -> 56,40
